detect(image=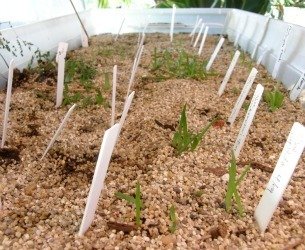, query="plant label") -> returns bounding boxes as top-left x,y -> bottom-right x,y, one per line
289,72 -> 305,101
228,68 -> 258,125
56,42 -> 68,108
78,123 -> 121,235
234,15 -> 247,47
1,59 -> 14,148
272,25 -> 292,79
206,37 -> 225,71
81,27 -> 89,47
233,84 -> 264,158
41,104 -> 76,160
56,57 -> 66,108
218,50 -> 241,96
191,18 -> 202,44
170,4 -> 176,43
120,91 -> 135,131
256,48 -> 270,66
193,23 -> 204,48
198,26 -> 209,56
254,122 -> 305,233
111,65 -> 117,127
56,42 -> 68,63
127,45 -> 144,97
115,17 -> 125,41
190,16 -> 200,37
